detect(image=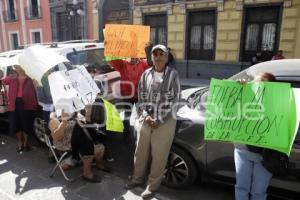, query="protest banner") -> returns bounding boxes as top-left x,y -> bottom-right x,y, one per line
69,65 -> 100,103
18,45 -> 69,84
103,28 -> 125,61
204,79 -> 298,155
104,24 -> 150,58
48,66 -> 100,115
